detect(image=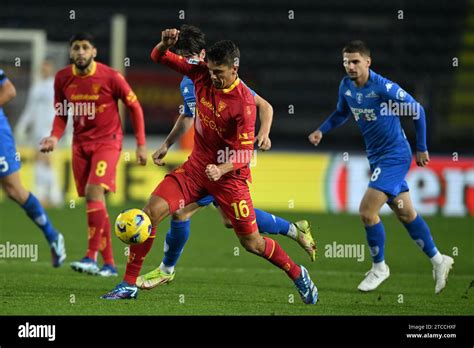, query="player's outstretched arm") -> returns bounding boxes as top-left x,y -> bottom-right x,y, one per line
152,114 -> 194,166
151,29 -> 206,79
254,95 -> 273,151
163,114 -> 194,149
111,71 -> 147,165
413,104 -> 429,167
0,79 -> 16,106
309,81 -> 351,146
